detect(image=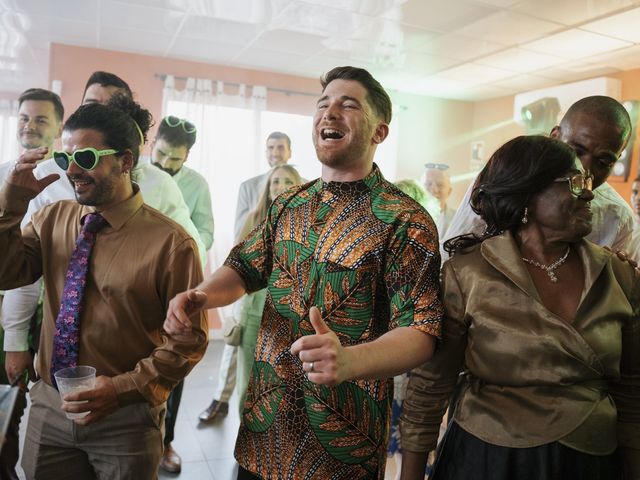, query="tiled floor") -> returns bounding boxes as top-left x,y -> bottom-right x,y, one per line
16,339 -> 401,479
158,339 -> 240,480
